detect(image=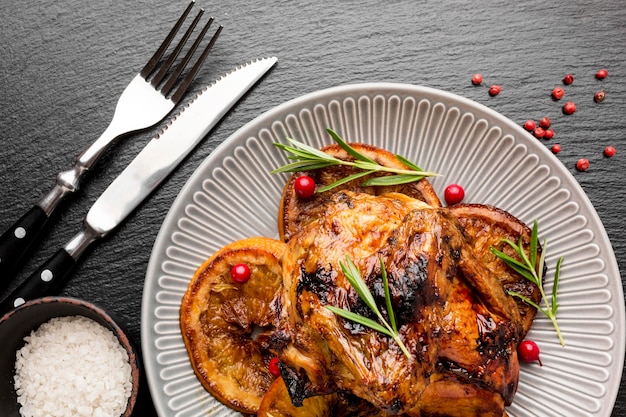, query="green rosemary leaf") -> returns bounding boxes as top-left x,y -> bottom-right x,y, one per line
492,219 -> 565,347
330,255 -> 411,359
316,171 -> 374,193
284,137 -> 336,160
552,257 -> 563,315
362,173 -> 426,187
271,160 -> 336,173
394,154 -> 424,172
325,306 -> 392,336
507,291 -> 543,311
340,256 -> 381,317
380,257 -> 397,333
326,128 -> 377,164
529,220 -> 538,269
490,247 -> 537,284
271,130 -> 437,193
